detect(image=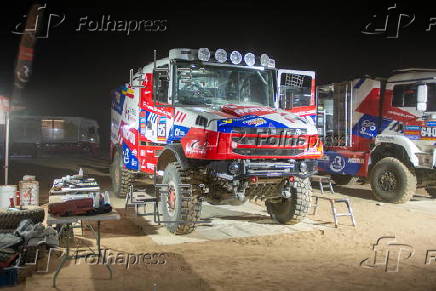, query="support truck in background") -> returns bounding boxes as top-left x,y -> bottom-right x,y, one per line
110,48 -> 323,234
6,116 -> 100,157
316,68 -> 436,203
